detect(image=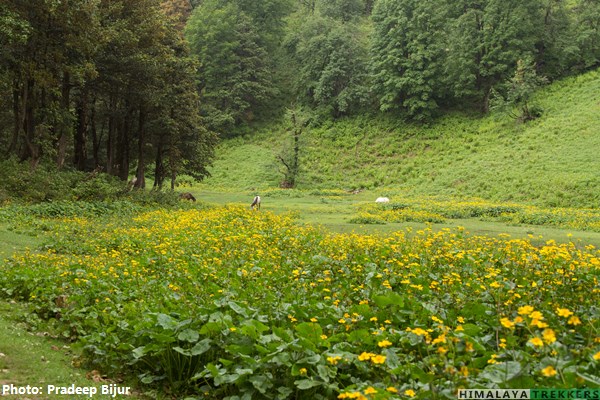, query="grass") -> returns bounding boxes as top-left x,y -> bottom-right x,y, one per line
0,225 -> 42,258
0,225 -> 146,399
201,68 -> 600,208
189,189 -> 600,247
0,301 -> 142,400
